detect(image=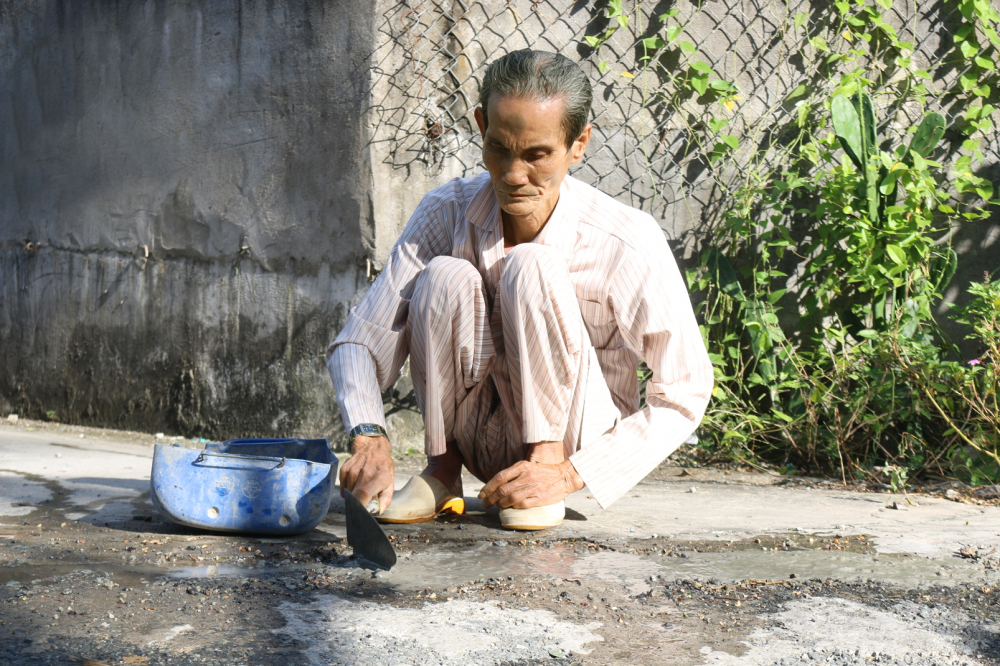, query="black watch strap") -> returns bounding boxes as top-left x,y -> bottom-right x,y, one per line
348,423 -> 389,441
